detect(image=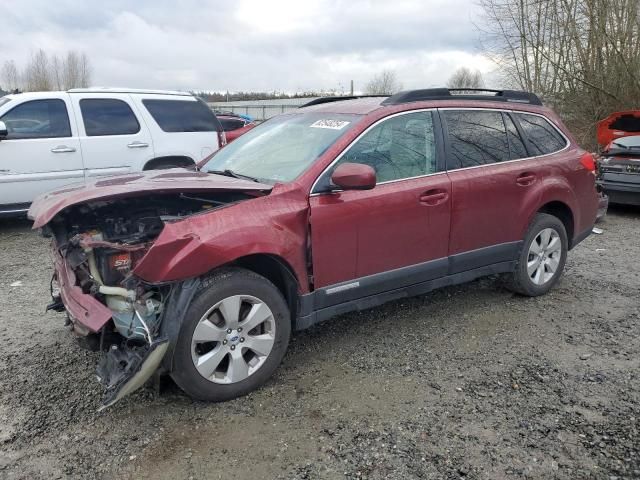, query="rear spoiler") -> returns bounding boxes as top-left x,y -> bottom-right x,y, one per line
597,110 -> 640,148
